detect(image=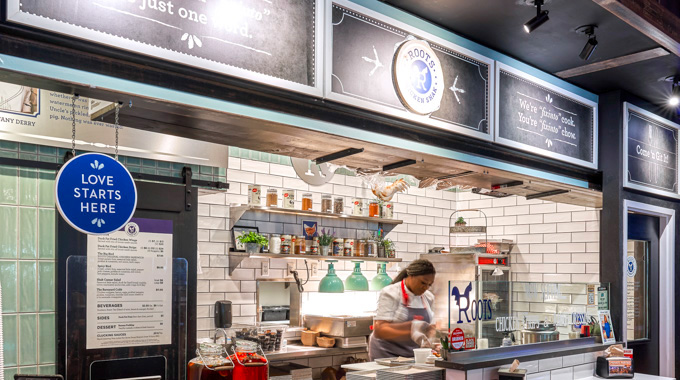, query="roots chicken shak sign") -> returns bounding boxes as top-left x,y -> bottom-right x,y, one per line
392,38 -> 445,115
56,153 -> 137,235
